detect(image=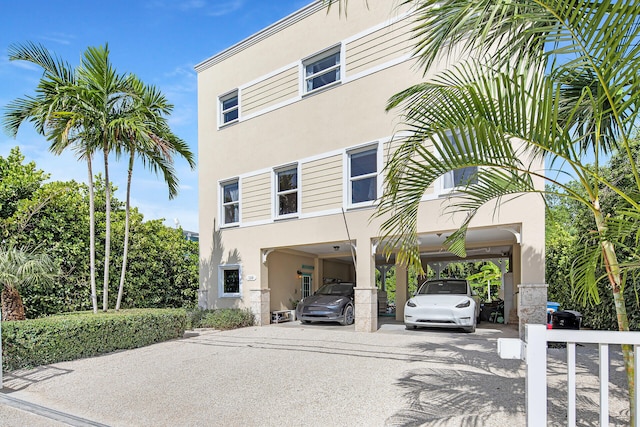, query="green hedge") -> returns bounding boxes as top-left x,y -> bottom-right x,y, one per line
196,308 -> 255,330
2,309 -> 187,371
